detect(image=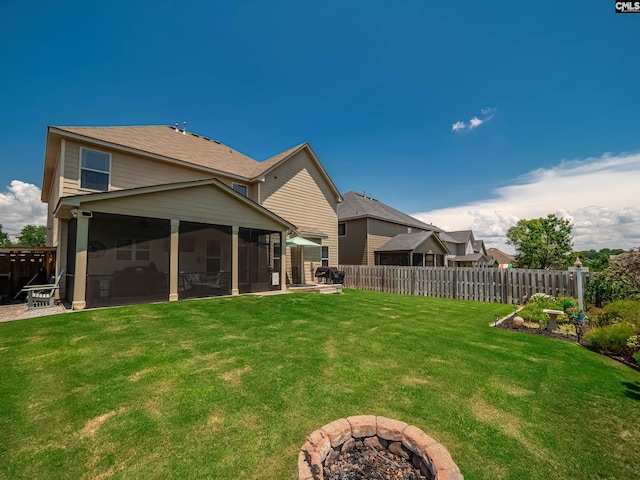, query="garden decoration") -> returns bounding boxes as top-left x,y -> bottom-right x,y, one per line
570,309 -> 589,343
